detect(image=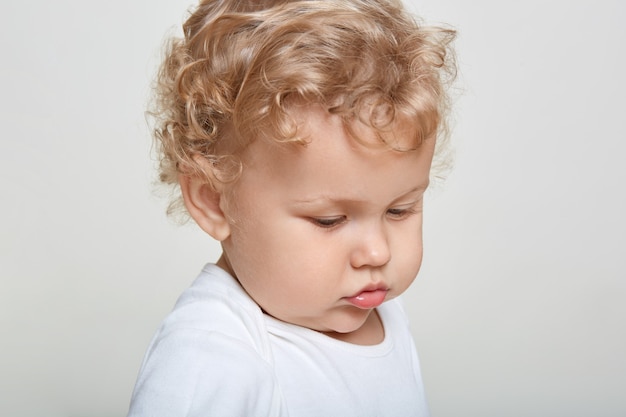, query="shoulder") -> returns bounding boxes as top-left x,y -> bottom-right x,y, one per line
160,264 -> 270,351
128,264 -> 283,416
129,328 -> 281,416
